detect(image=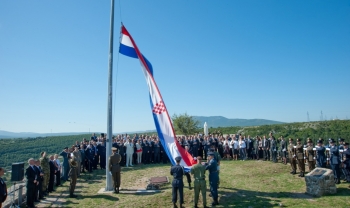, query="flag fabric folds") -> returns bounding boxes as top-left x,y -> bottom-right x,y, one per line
119,25 -> 196,170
